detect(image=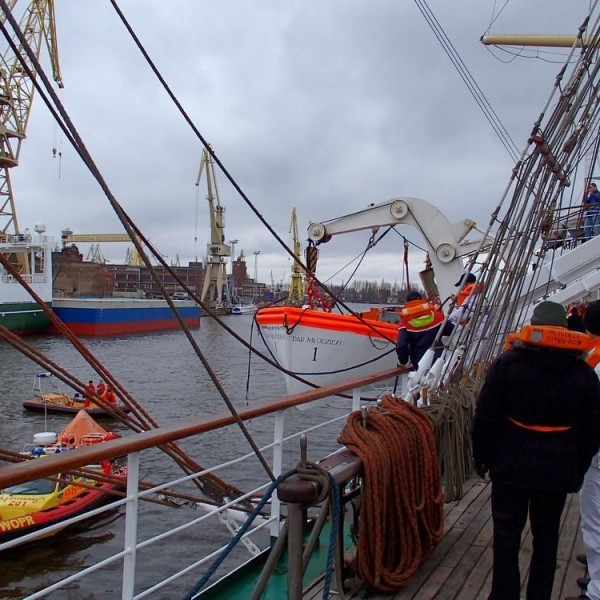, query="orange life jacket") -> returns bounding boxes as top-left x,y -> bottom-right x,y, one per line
401,299 -> 436,320
456,283 -> 483,307
503,324 -> 588,434
104,390 -> 117,404
504,324 -> 589,352
400,299 -> 441,330
586,337 -> 600,369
